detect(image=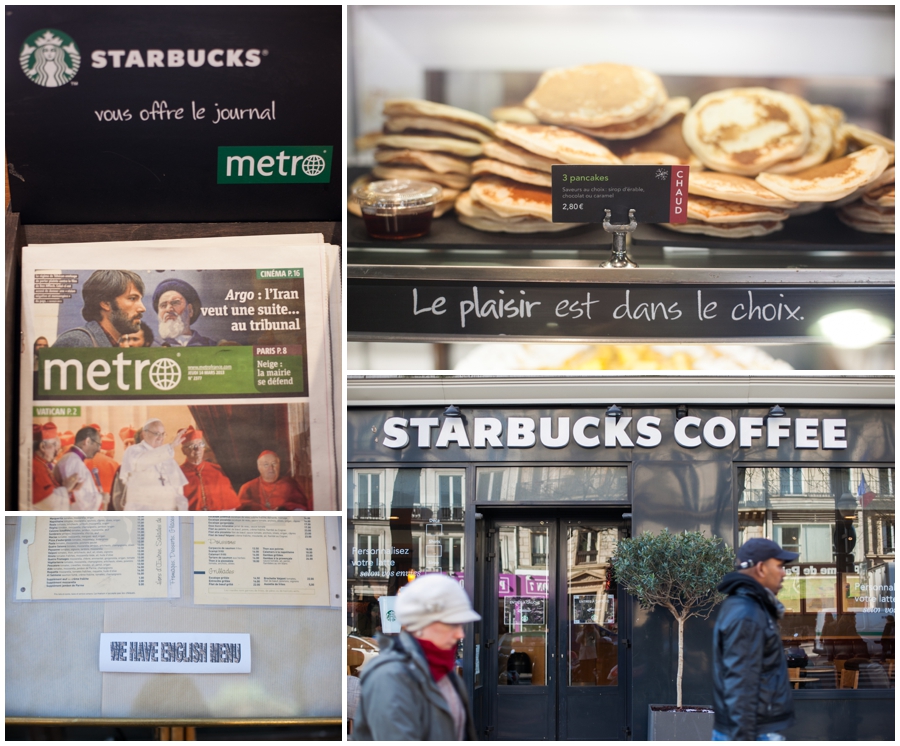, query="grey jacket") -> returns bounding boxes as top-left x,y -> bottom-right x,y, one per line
52,320 -> 113,347
351,631 -> 478,741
